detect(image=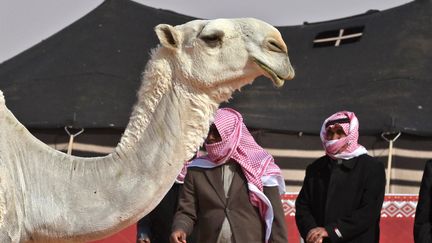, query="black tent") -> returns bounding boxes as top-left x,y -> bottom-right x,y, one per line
0,0 -> 431,192
0,0 -> 194,128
